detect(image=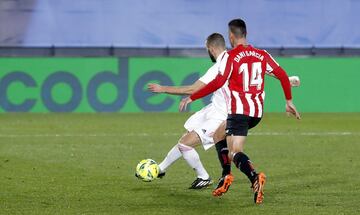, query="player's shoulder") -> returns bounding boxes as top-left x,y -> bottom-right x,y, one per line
252,46 -> 275,62
226,47 -> 239,56
250,45 -> 269,55
226,49 -> 238,60
207,61 -> 219,72
227,44 -> 267,55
